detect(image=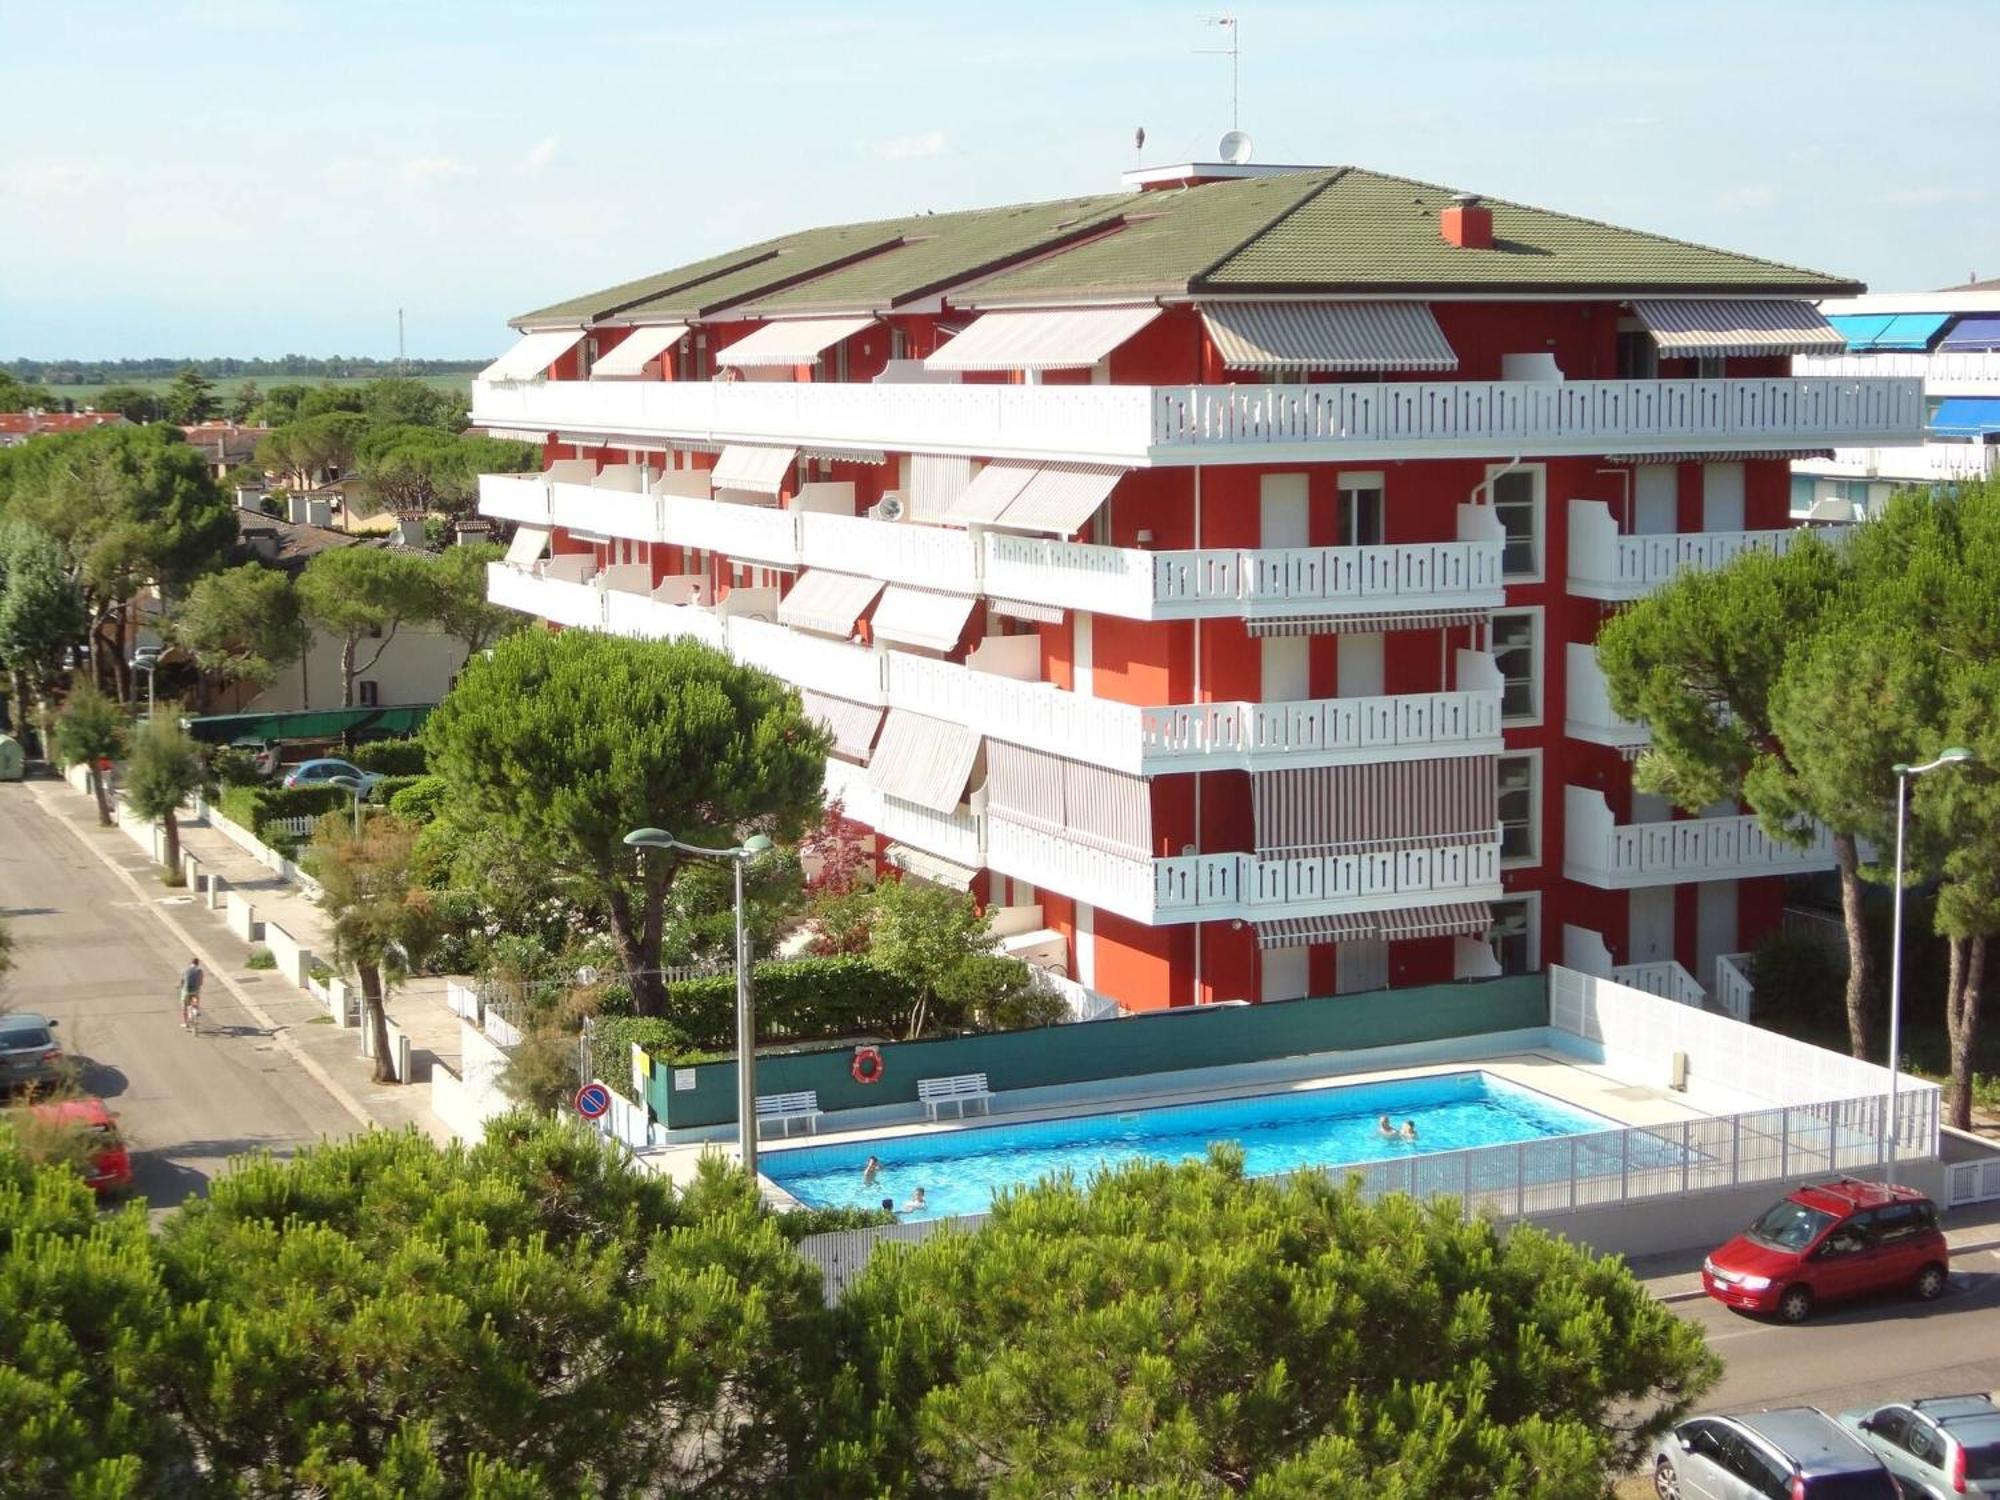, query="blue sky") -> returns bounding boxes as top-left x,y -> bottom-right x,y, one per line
2,0 -> 1994,361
